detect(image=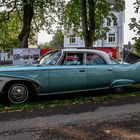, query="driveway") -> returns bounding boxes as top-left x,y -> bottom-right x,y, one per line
0,97 -> 140,140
